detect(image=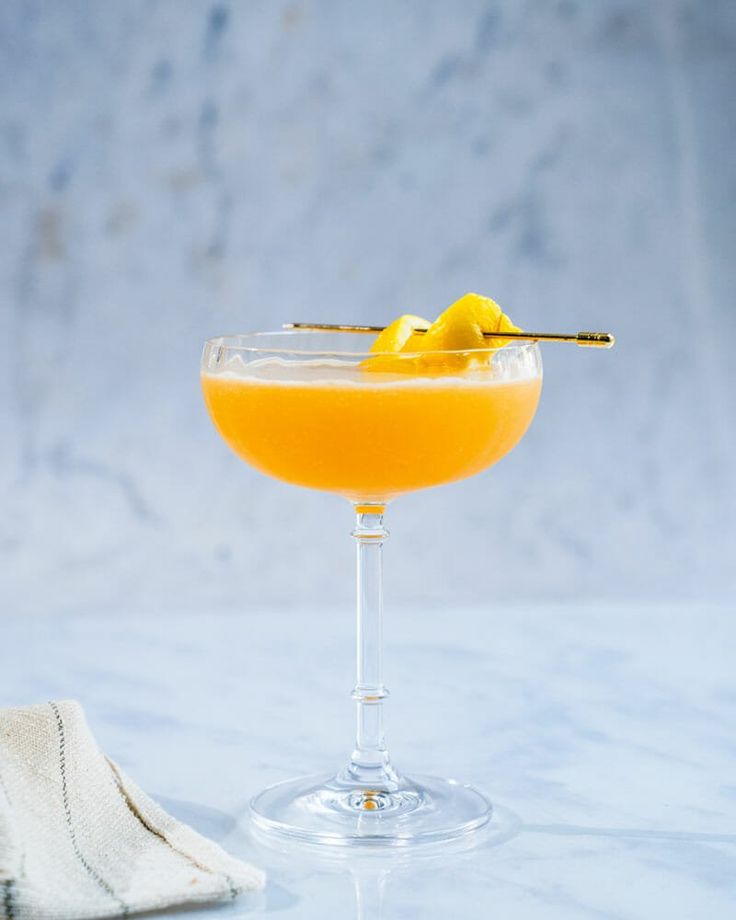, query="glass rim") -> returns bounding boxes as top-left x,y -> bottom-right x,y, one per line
202,329 -> 543,359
